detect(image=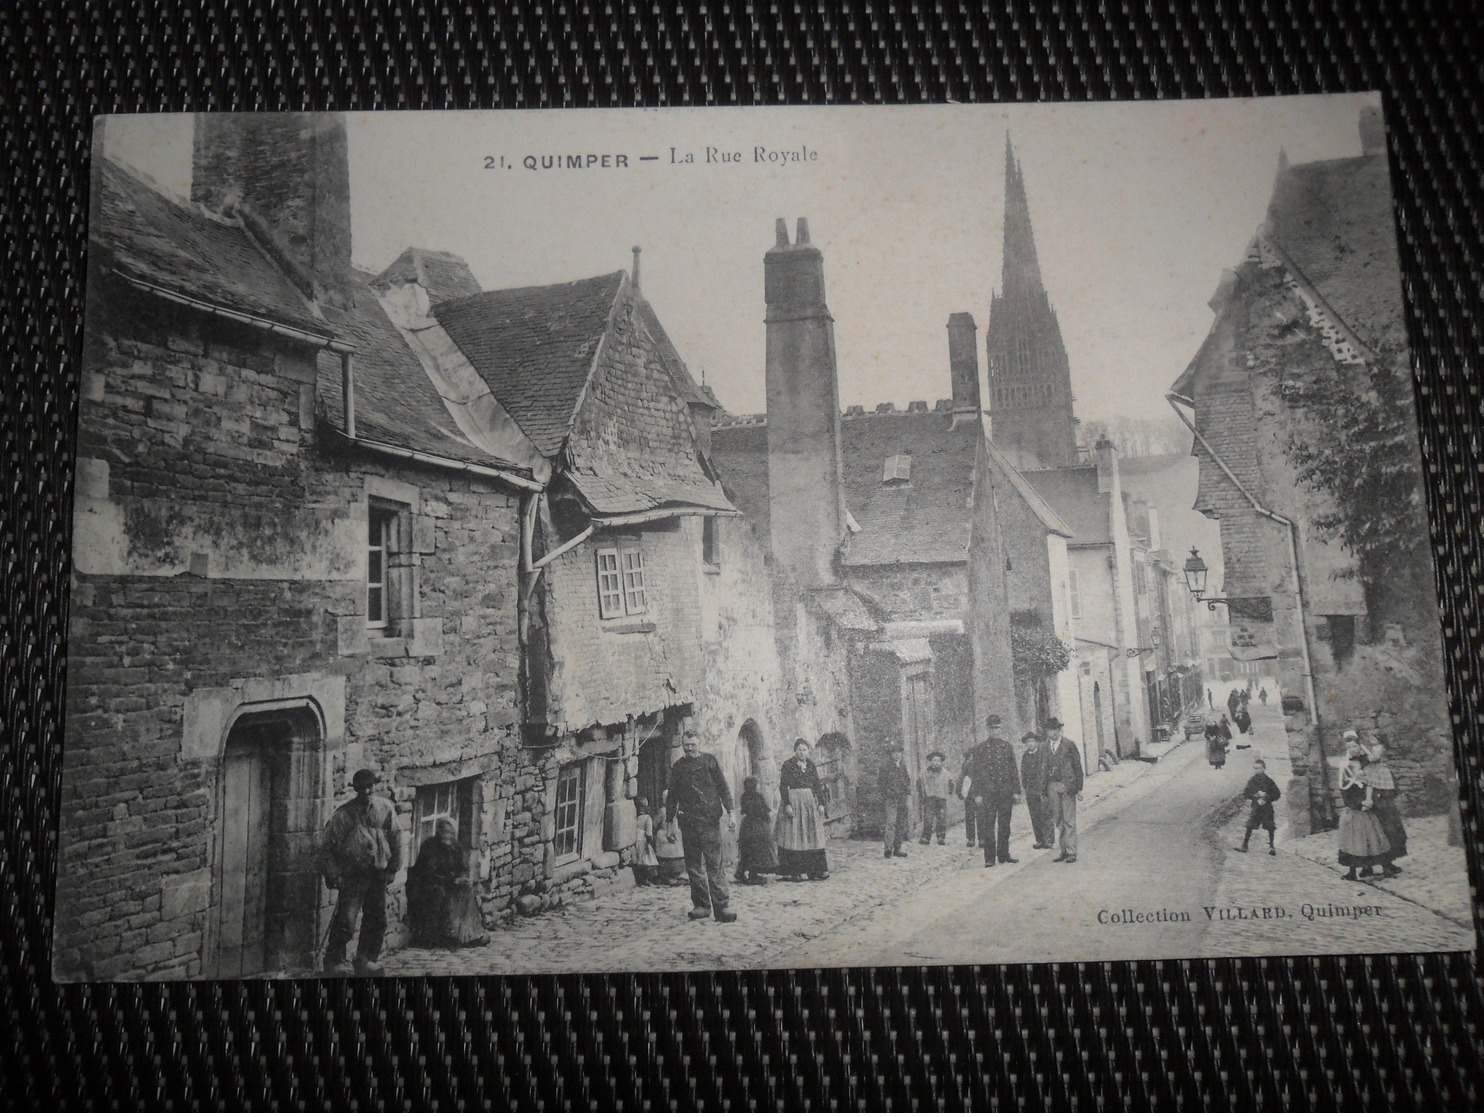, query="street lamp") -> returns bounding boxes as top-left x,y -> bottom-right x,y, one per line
1182,547 -> 1236,612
